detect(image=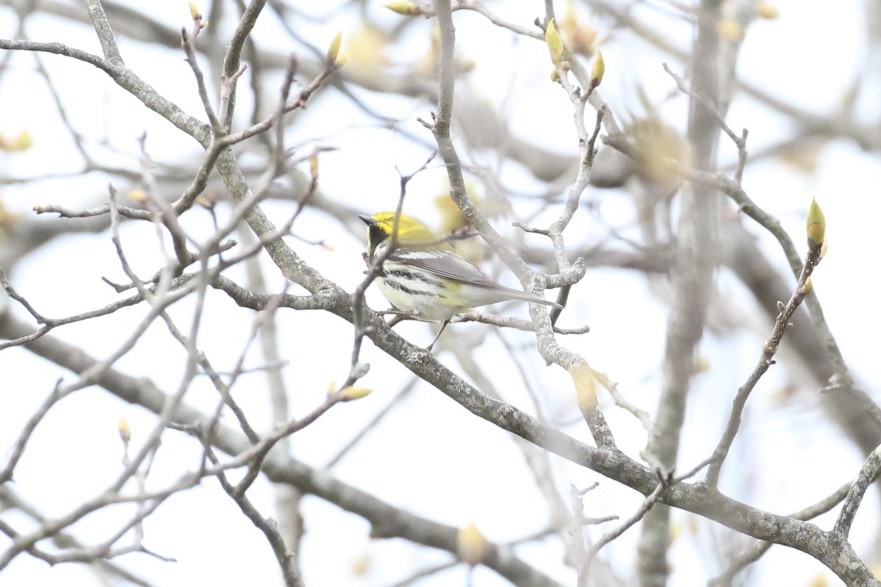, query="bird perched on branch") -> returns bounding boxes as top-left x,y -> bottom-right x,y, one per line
360,211 -> 562,347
